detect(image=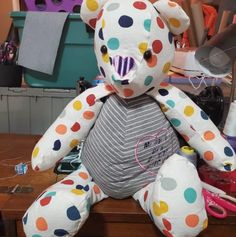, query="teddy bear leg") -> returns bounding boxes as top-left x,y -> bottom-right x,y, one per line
22,164 -> 107,237
133,154 -> 208,237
